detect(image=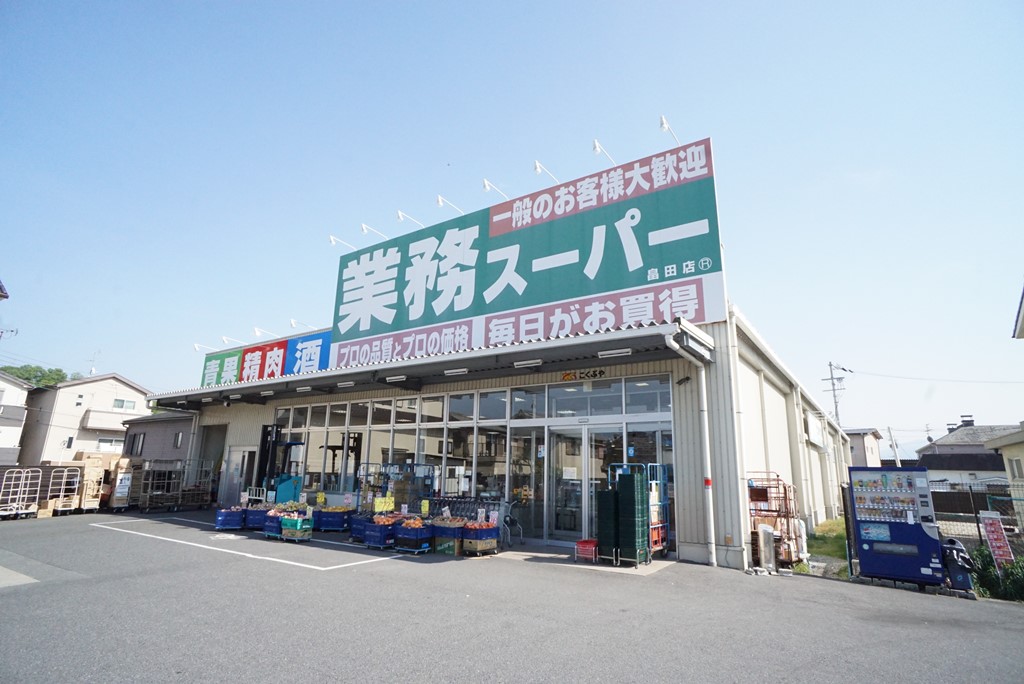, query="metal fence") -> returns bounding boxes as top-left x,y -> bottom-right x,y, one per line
929,482 -> 1024,559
